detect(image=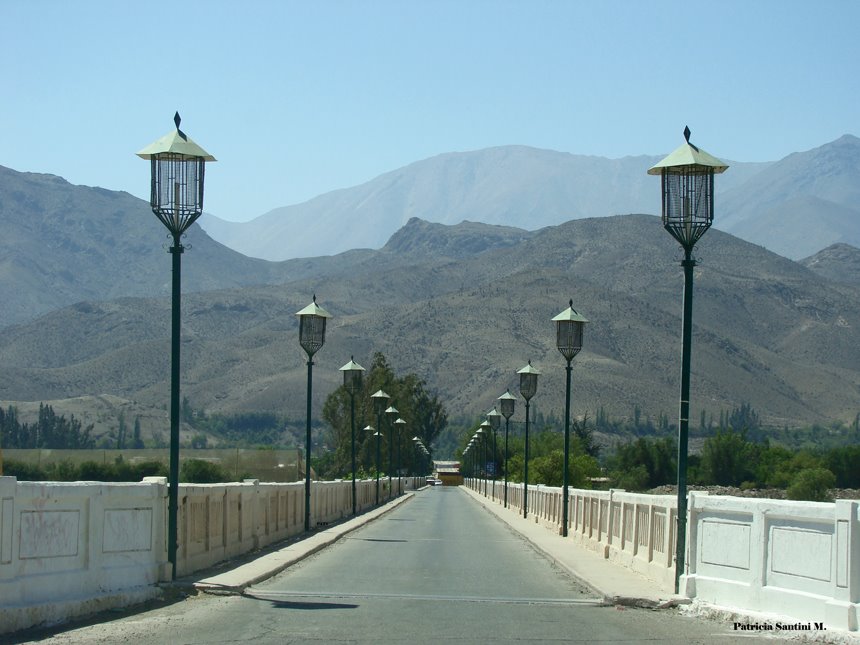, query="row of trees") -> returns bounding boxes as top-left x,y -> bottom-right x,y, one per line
459,410 -> 859,502
461,414 -> 602,488
606,429 -> 854,501
4,456 -> 236,483
318,352 -> 447,479
0,404 -> 95,449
